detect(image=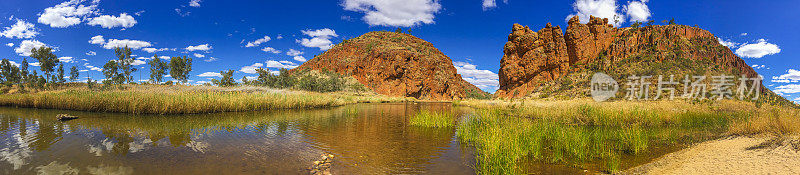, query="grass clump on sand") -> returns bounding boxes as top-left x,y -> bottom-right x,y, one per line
0,85 -> 409,114
454,99 -> 800,174
409,110 -> 454,127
